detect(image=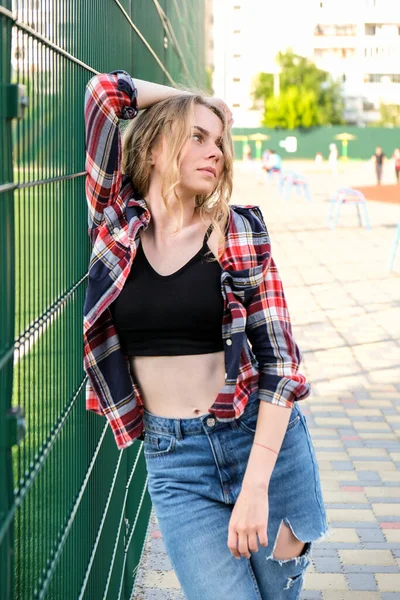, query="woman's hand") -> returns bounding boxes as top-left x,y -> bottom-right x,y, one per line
227,483 -> 269,559
207,97 -> 234,129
